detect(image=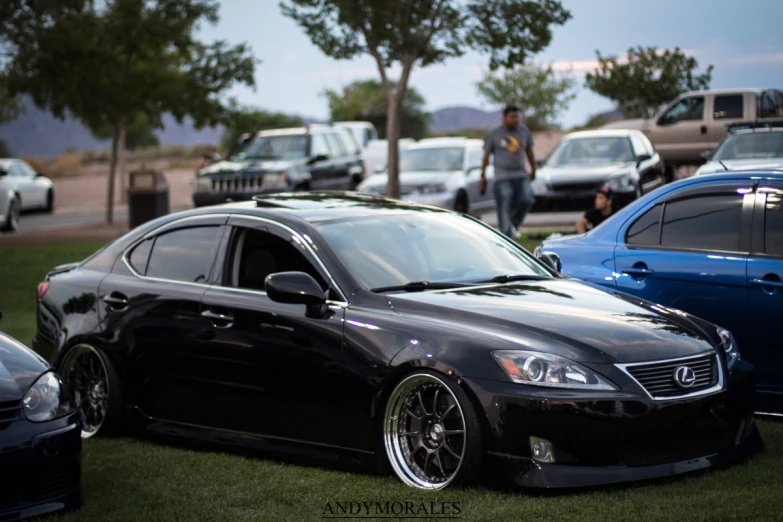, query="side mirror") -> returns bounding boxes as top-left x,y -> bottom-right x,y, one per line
36,172 -> 46,178
535,158 -> 546,168
635,153 -> 652,165
309,154 -> 329,164
538,251 -> 562,273
700,150 -> 713,161
265,271 -> 327,316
